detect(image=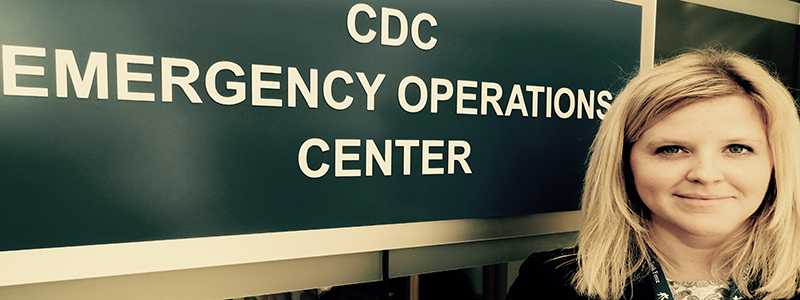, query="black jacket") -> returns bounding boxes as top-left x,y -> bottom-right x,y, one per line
506,247 -> 653,300
506,247 -> 799,300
